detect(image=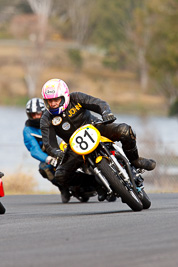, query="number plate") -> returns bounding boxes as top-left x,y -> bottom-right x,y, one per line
69,124 -> 101,155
